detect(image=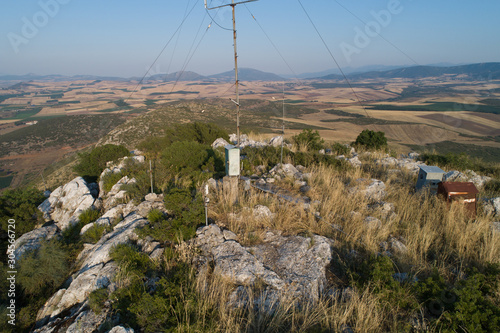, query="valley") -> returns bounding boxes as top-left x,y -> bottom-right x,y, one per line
1,64 -> 500,189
